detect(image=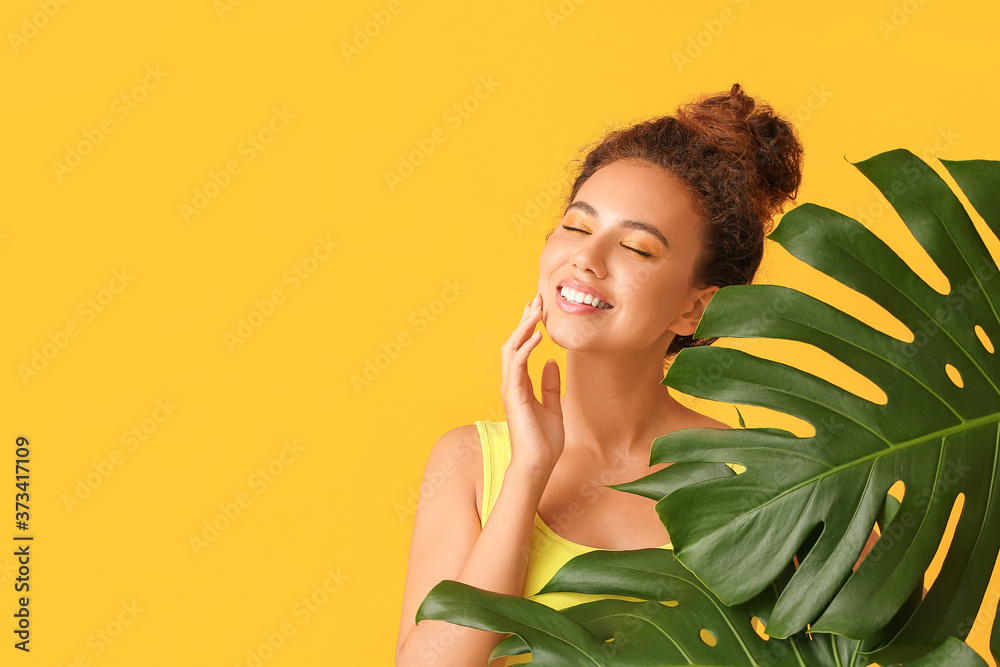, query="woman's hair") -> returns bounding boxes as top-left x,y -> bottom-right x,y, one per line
553,83 -> 804,358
